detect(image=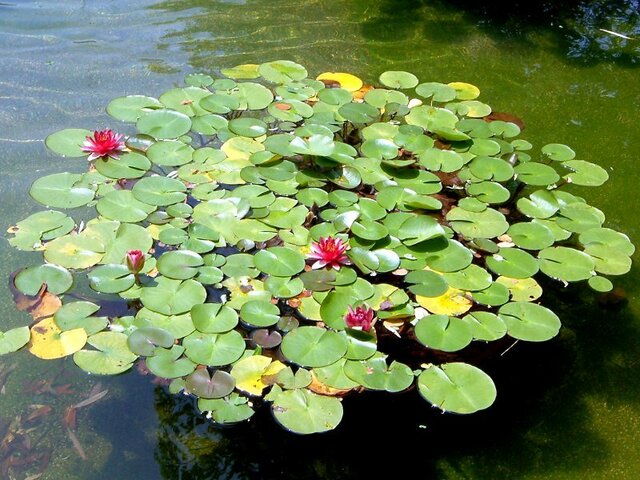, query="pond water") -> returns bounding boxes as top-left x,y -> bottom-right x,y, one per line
1,0 -> 639,478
